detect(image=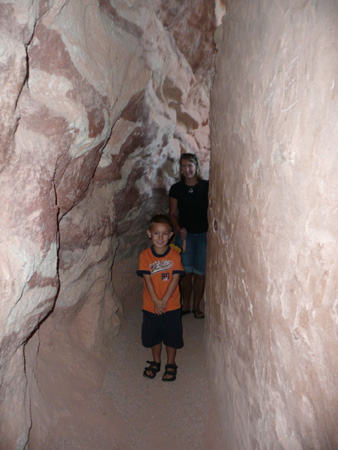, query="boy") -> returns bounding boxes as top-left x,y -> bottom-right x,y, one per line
137,215 -> 185,381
